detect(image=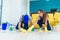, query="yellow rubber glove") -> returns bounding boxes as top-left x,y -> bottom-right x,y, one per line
20,28 -> 27,33
39,30 -> 44,32
43,24 -> 49,32
44,27 -> 49,32
44,27 -> 51,32
27,25 -> 34,32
